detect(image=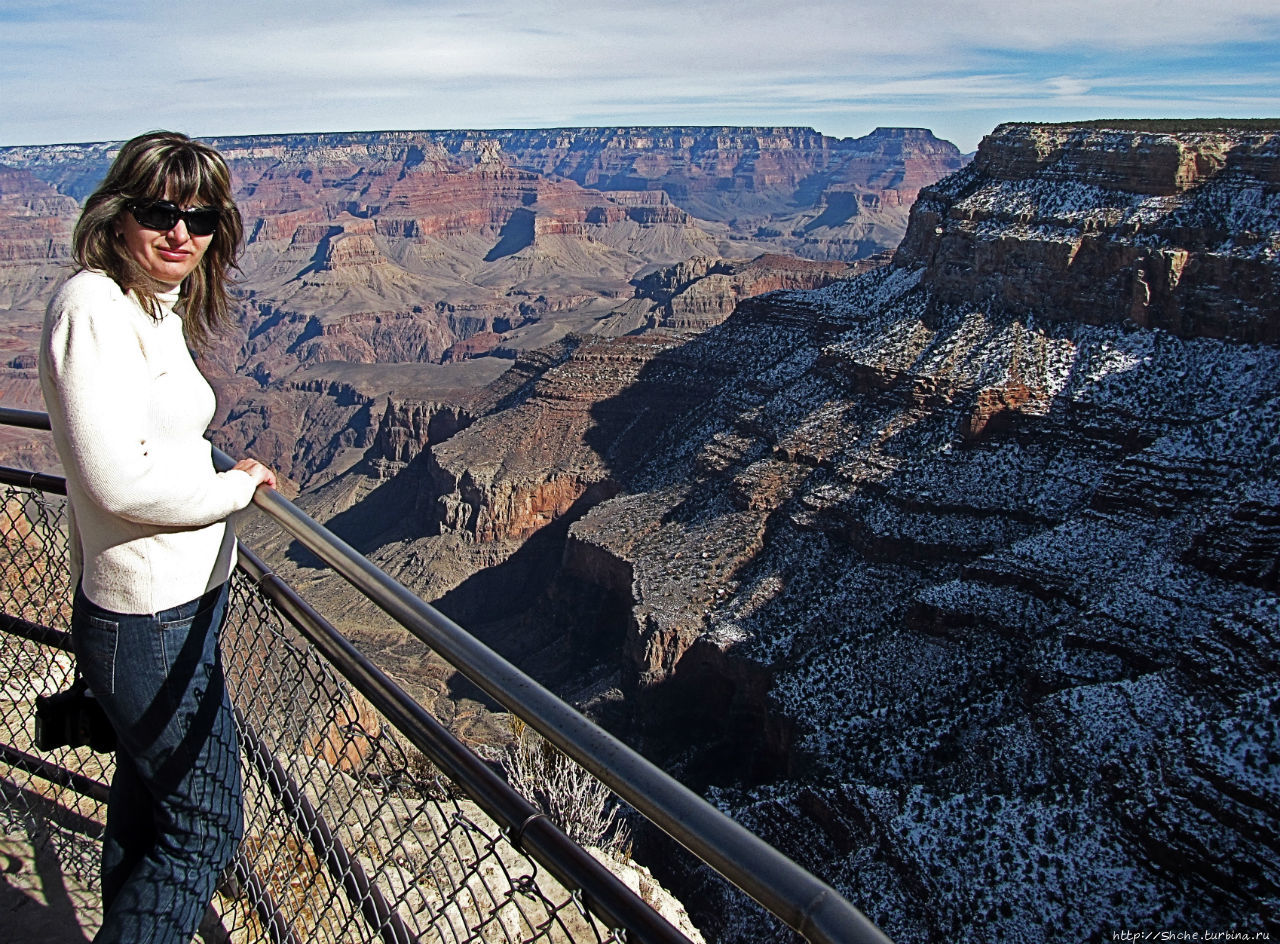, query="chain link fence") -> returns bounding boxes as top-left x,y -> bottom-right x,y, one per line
1,479 -> 683,944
